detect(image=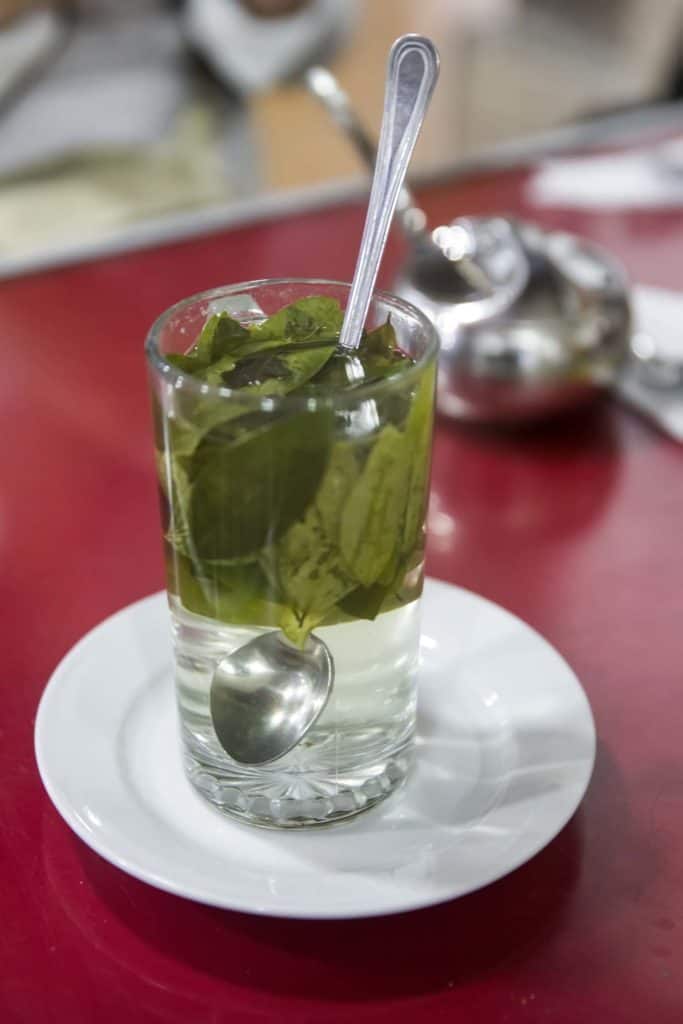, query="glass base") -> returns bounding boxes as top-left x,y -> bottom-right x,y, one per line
183,734 -> 414,829
171,597 -> 420,829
